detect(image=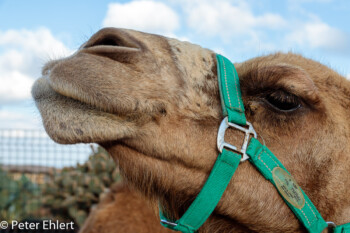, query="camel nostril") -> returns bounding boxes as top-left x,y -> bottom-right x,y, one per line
91,36 -> 122,47
84,32 -> 140,50
84,28 -> 141,49
81,28 -> 142,62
